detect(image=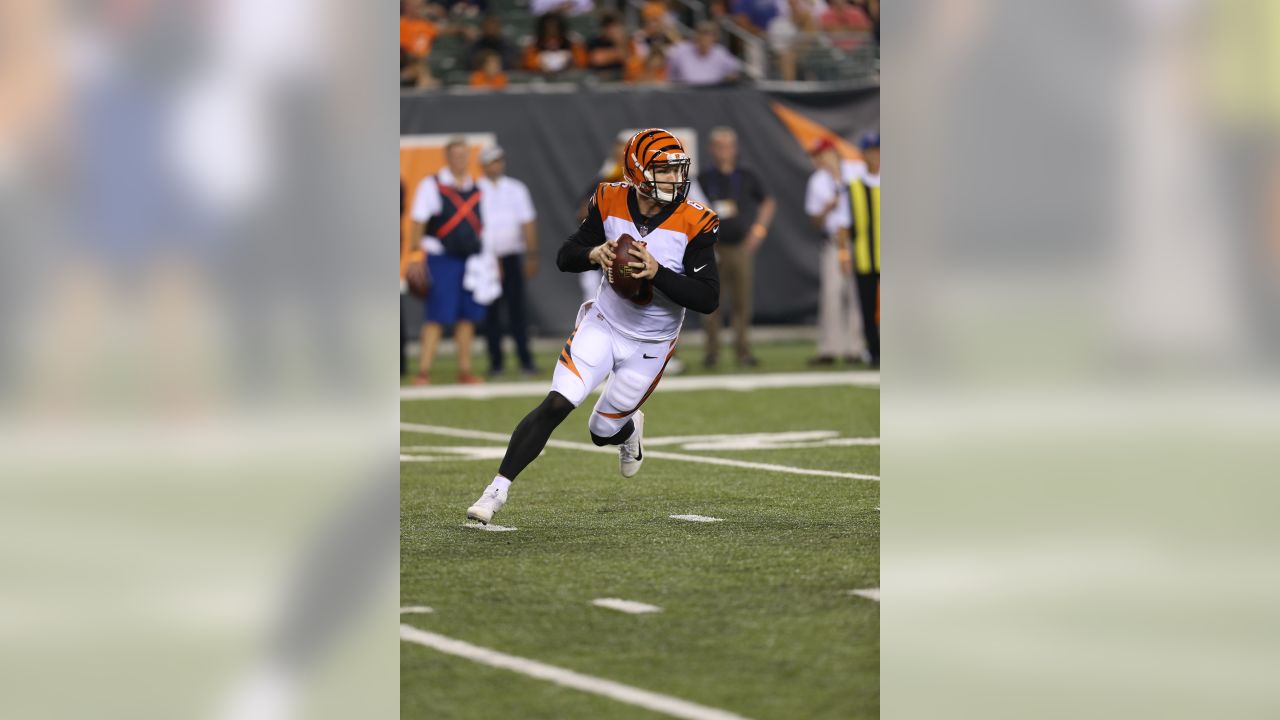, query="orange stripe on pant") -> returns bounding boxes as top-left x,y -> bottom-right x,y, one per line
557,328 -> 583,382
596,339 -> 677,419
